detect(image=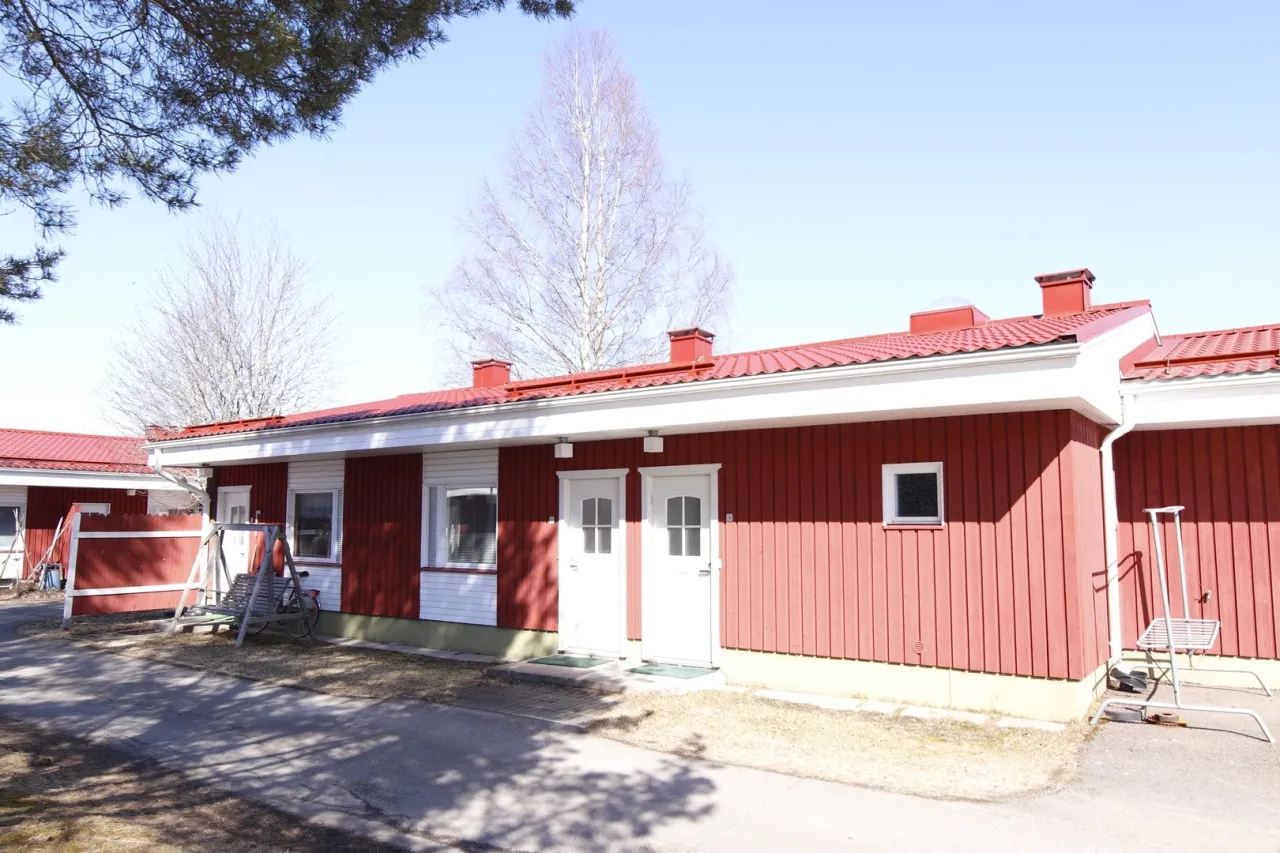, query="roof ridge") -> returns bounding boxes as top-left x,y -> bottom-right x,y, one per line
1159,321 -> 1280,341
